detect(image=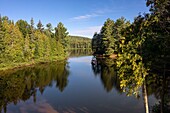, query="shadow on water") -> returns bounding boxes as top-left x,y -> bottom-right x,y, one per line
91,57 -> 122,93
91,56 -> 170,113
69,49 -> 92,57
0,61 -> 69,113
